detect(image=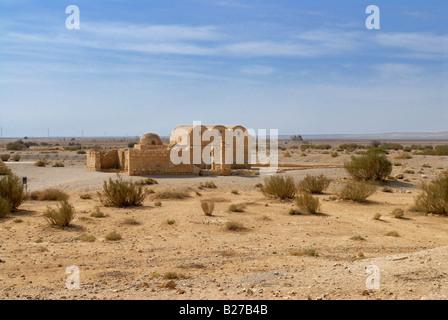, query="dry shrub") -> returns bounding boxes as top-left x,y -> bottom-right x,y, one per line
154,190 -> 190,200
262,175 -> 296,199
99,176 -> 146,207
391,208 -> 405,219
105,231 -> 122,241
34,159 -> 47,167
228,203 -> 246,212
201,200 -> 215,216
12,155 -> 21,162
0,197 -> 11,218
297,174 -> 332,194
43,200 -> 75,228
0,160 -> 11,176
75,234 -> 96,242
414,173 -> 448,215
200,181 -> 217,189
344,150 -> 392,181
79,193 -> 92,200
294,193 -> 320,214
29,189 -> 68,201
0,174 -> 26,211
136,178 -> 158,186
225,221 -> 246,231
339,181 -> 377,202
1,154 -> 10,162
123,218 -> 140,225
